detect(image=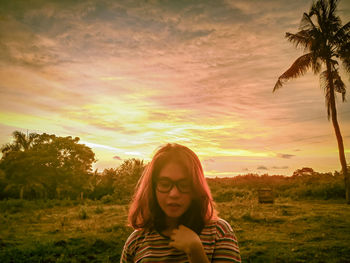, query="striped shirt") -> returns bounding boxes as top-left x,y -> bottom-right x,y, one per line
120,218 -> 241,262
